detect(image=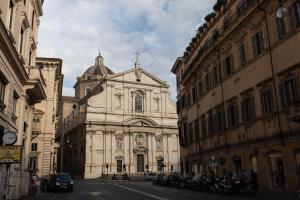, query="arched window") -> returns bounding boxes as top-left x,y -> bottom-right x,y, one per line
135,94 -> 143,112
